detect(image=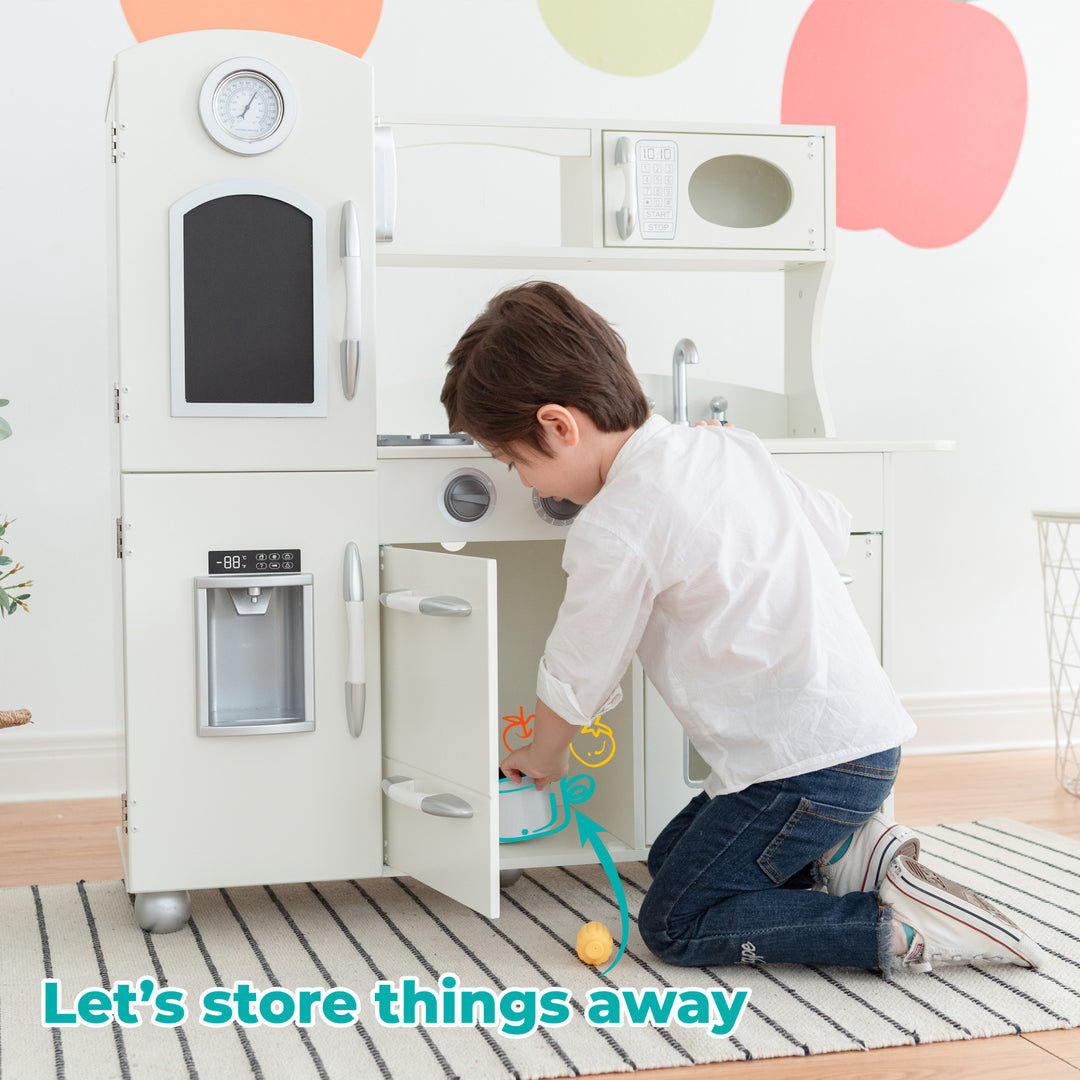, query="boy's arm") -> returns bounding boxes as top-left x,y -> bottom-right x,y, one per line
502,522 -> 656,790
500,699 -> 576,790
